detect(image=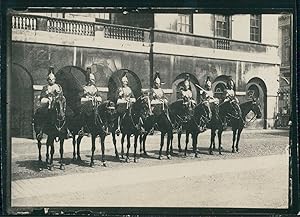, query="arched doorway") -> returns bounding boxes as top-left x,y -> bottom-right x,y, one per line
171,73 -> 200,103
246,77 -> 267,129
108,69 -> 142,102
212,75 -> 230,100
55,66 -> 87,114
10,63 -> 34,138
